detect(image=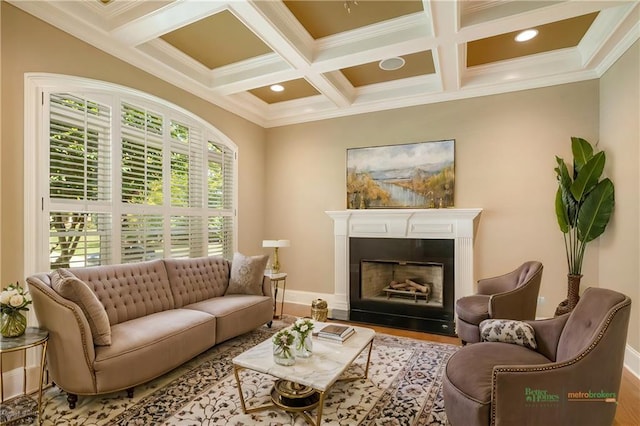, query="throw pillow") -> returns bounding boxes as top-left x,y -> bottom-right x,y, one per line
226,252 -> 269,296
479,319 -> 537,350
51,269 -> 112,346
